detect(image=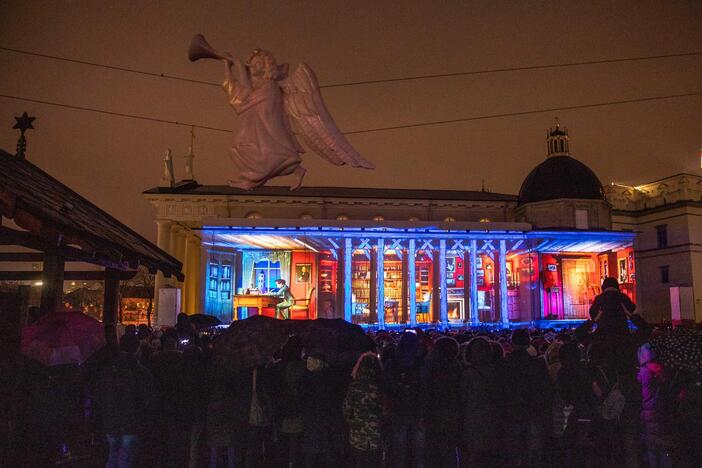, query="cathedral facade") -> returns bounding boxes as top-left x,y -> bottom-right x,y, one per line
144,124 -> 700,326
